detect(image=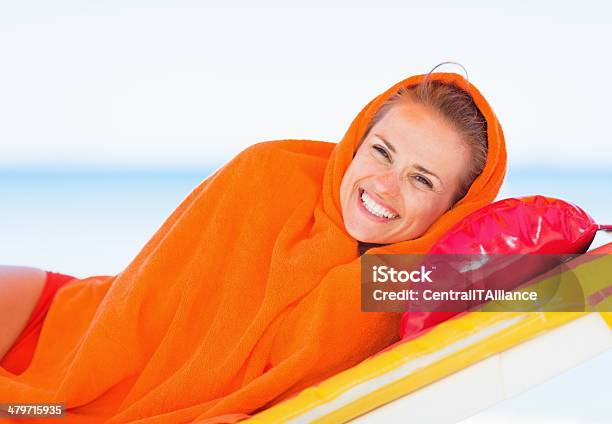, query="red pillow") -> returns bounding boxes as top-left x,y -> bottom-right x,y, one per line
400,195 -> 606,340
